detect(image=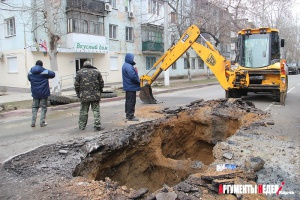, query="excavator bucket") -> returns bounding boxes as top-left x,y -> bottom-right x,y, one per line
139,84 -> 159,104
